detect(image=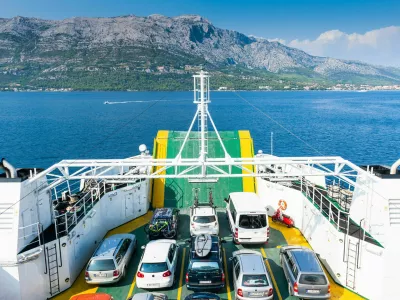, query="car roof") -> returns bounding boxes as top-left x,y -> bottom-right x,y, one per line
185,293 -> 220,300
94,234 -> 134,258
153,208 -> 173,219
131,293 -> 154,300
239,254 -> 266,274
142,240 -> 175,263
291,250 -> 323,273
190,235 -> 220,260
193,207 -> 215,216
70,293 -> 112,300
229,192 -> 266,212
